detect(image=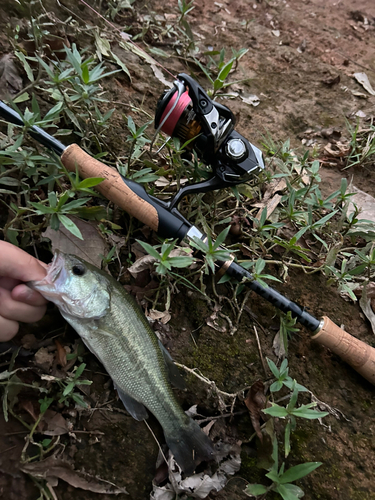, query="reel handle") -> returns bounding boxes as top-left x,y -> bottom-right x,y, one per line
61,144 -> 191,240
312,316 -> 375,385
